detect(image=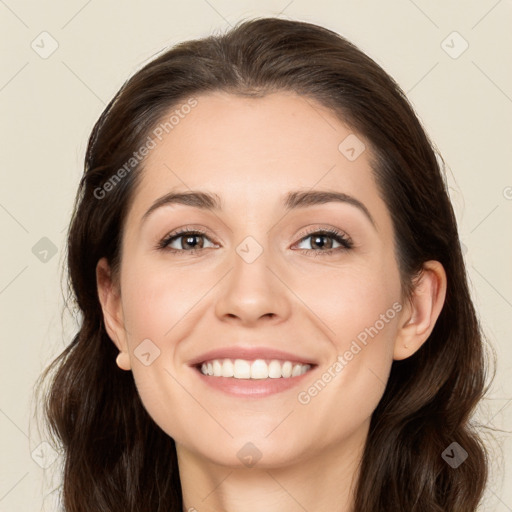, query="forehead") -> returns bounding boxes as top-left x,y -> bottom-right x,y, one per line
127,90 -> 388,225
